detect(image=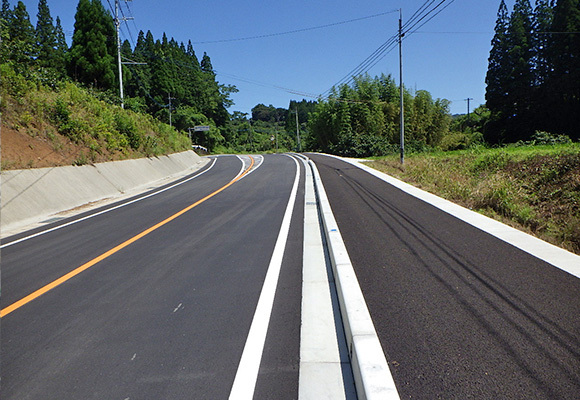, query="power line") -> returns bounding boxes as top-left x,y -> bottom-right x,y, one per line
320,0 -> 456,99
191,10 -> 399,44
